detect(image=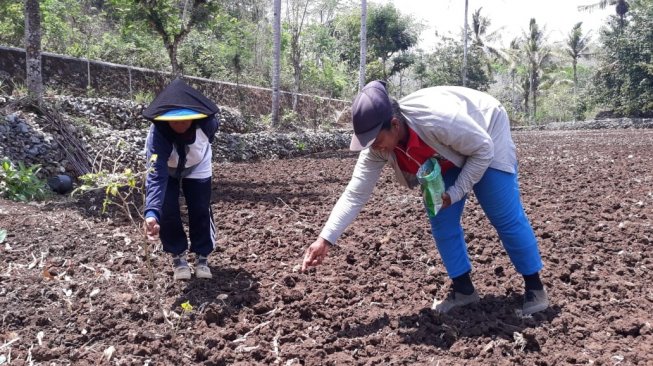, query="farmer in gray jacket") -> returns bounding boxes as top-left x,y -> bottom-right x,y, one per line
301,80 -> 549,315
